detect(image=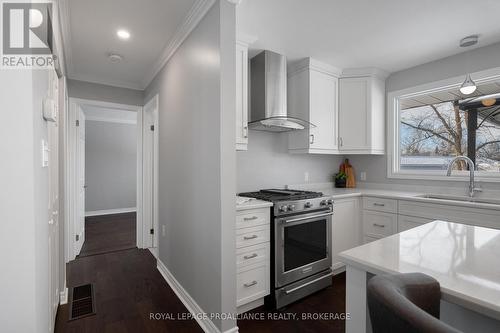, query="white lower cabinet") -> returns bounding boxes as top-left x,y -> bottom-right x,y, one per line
362,197 -> 398,243
235,206 -> 271,313
332,198 -> 360,272
398,215 -> 432,232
